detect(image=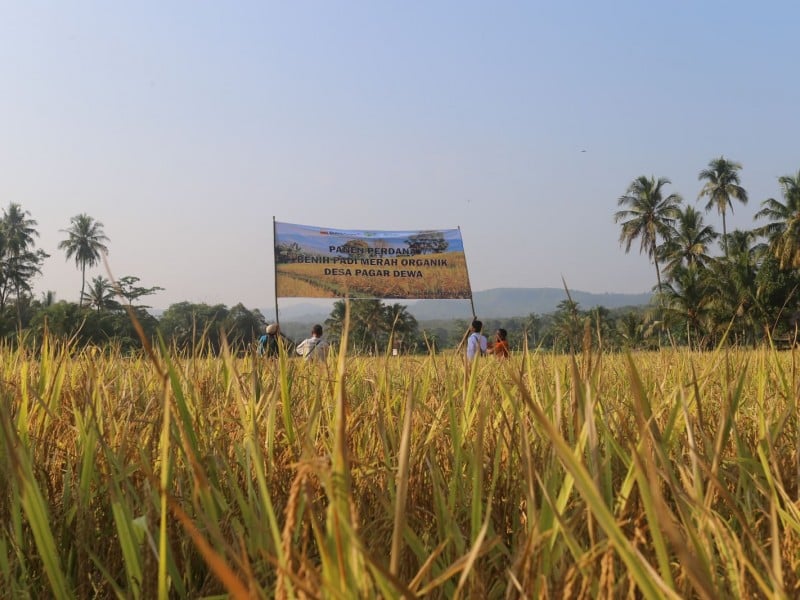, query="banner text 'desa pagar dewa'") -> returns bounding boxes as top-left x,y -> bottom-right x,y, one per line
274,221 -> 472,299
